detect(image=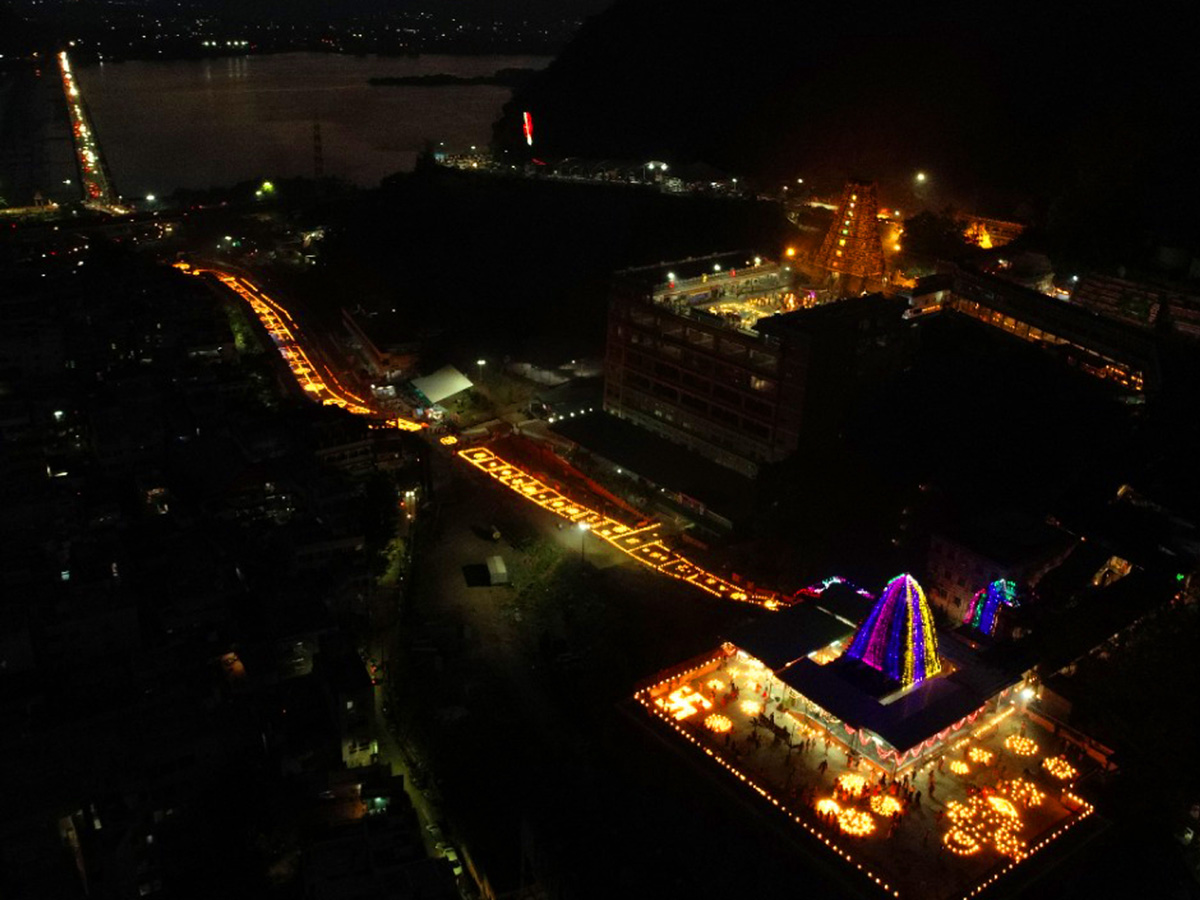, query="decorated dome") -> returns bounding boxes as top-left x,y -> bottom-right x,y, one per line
846,574 -> 941,687
964,579 -> 1018,636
